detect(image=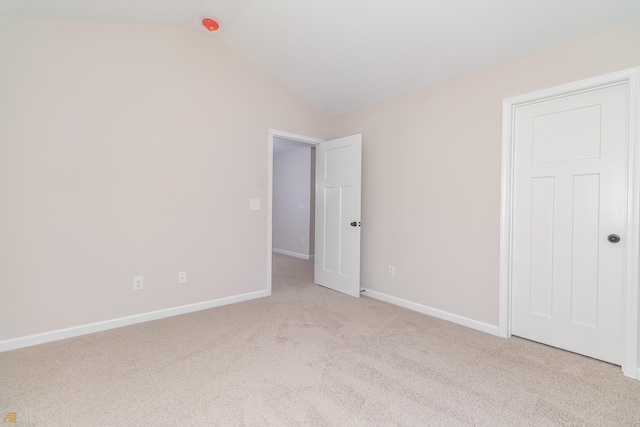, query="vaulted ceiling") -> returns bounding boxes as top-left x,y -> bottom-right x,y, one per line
2,0 -> 640,116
